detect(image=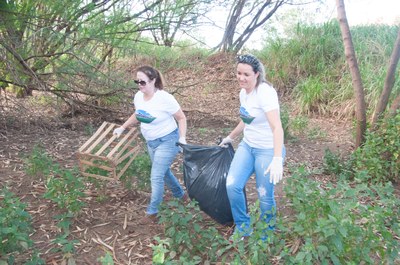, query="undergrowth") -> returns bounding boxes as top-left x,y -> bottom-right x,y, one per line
258,22 -> 399,117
